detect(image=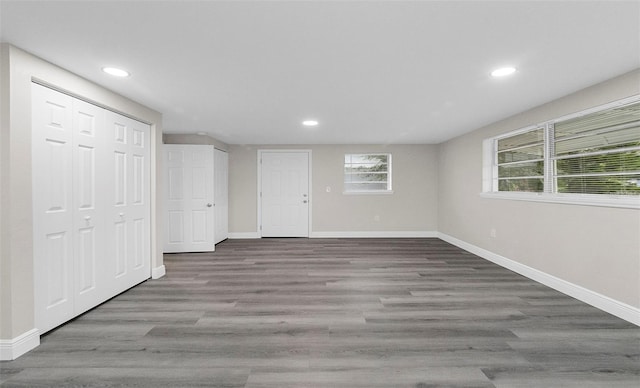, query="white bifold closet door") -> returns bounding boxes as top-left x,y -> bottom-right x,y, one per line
32,83 -> 151,334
